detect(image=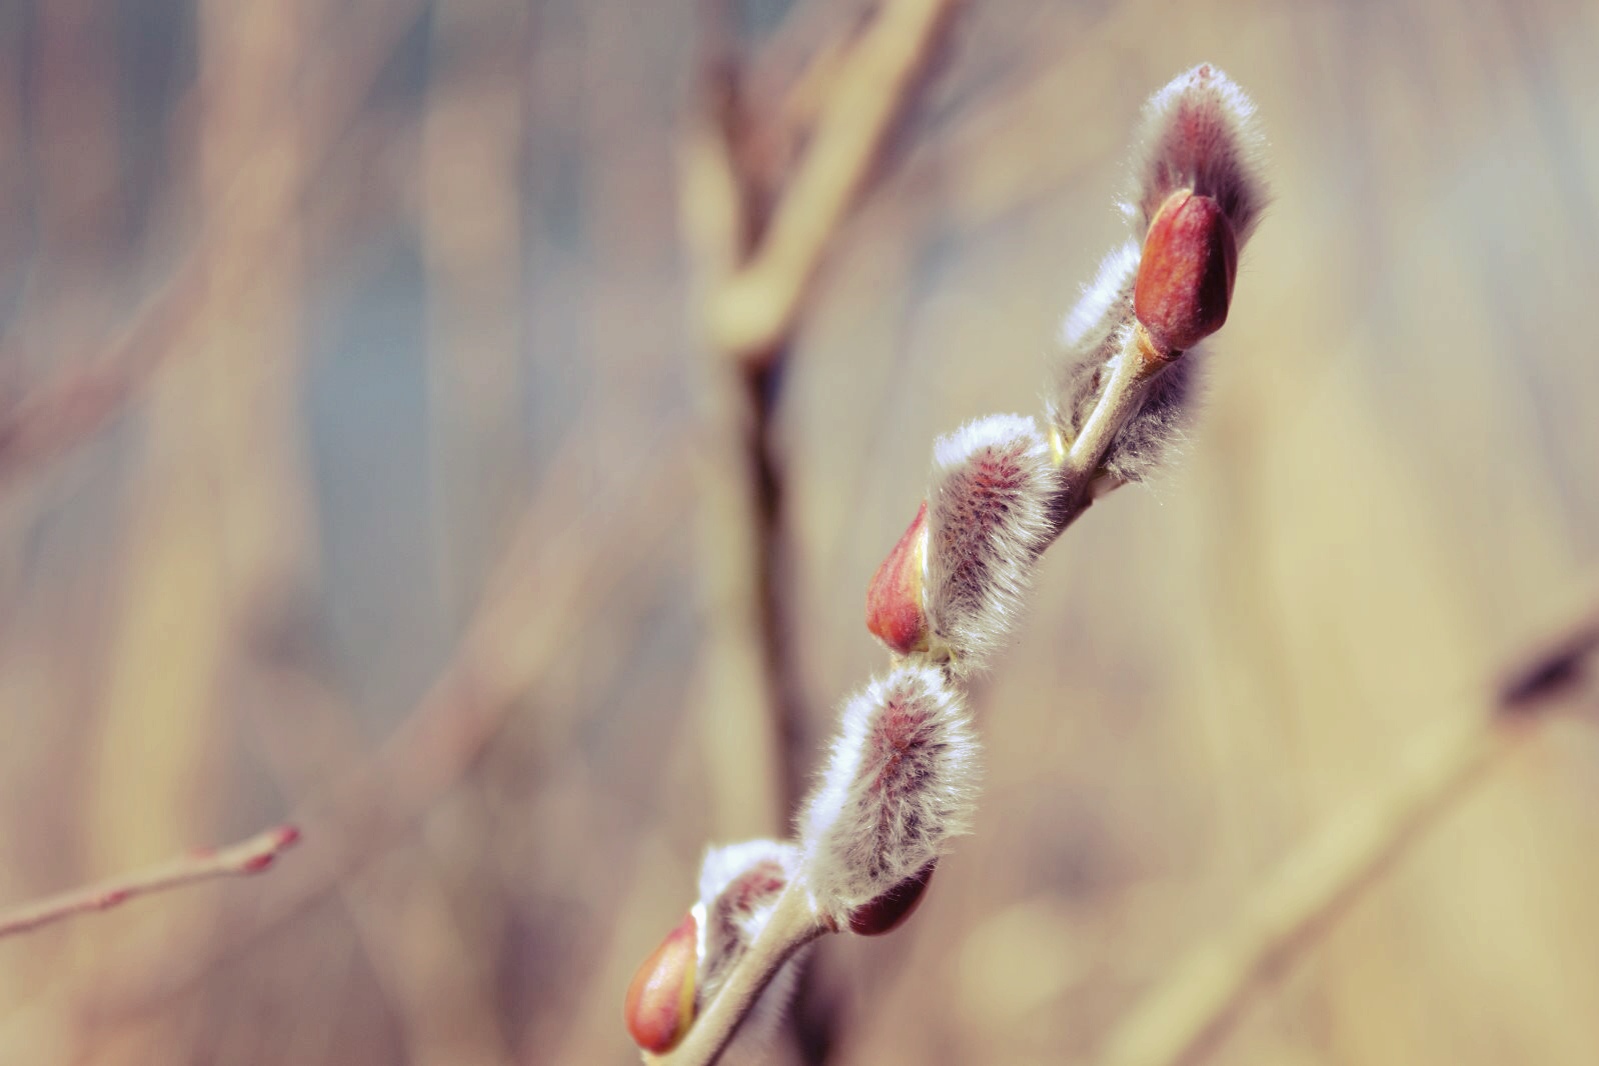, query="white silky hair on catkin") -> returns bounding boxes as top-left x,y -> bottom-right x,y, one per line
1049,63 -> 1270,486
798,665 -> 979,923
924,413 -> 1057,670
1048,241 -> 1153,481
1053,321 -> 1202,486
696,839 -> 797,994
1059,239 -> 1139,353
694,839 -> 807,1061
1127,63 -> 1269,246
697,839 -> 797,912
